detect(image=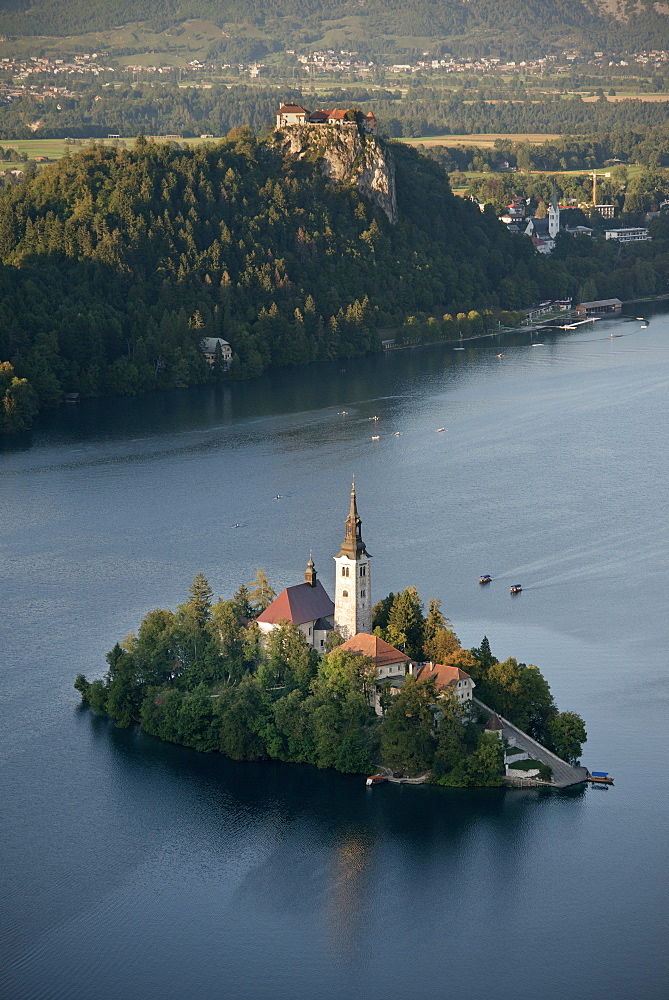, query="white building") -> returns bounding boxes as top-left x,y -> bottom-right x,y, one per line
415,661 -> 475,704
276,104 -> 308,127
605,227 -> 651,243
334,483 -> 372,640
